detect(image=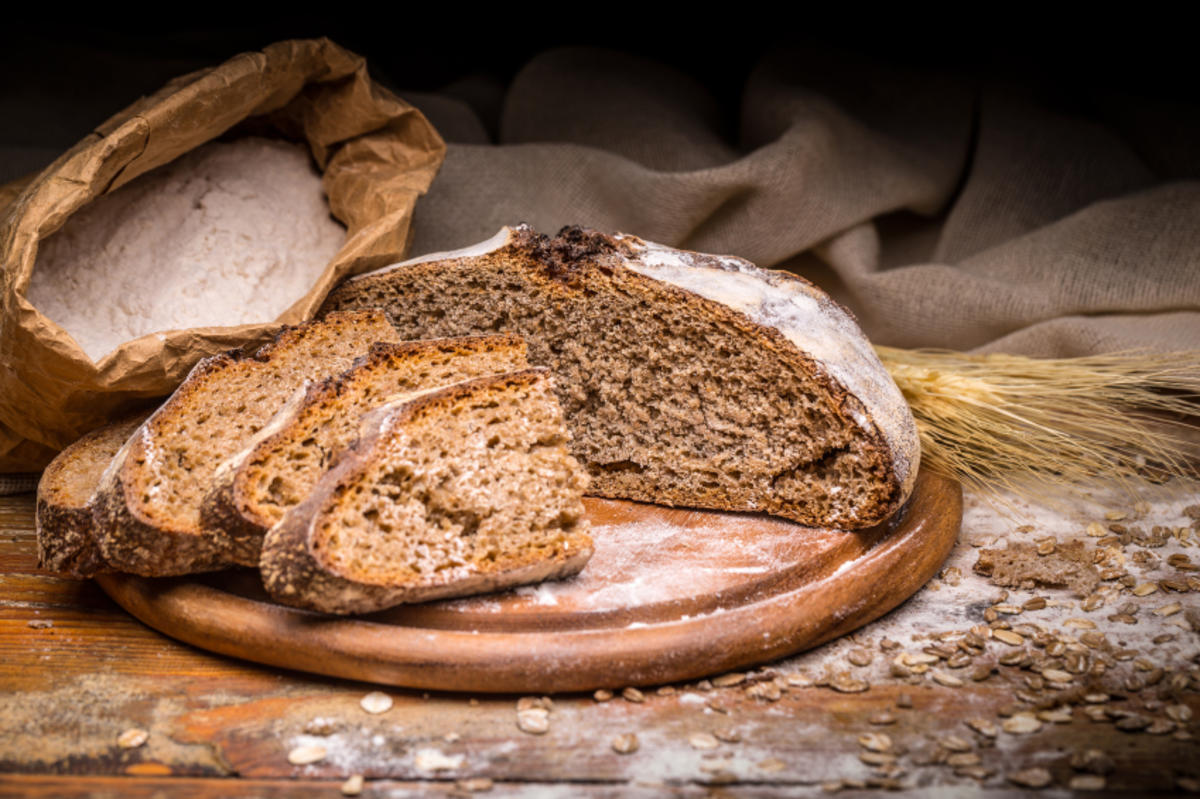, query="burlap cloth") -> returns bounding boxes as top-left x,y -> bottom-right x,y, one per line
403,47 -> 1200,357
